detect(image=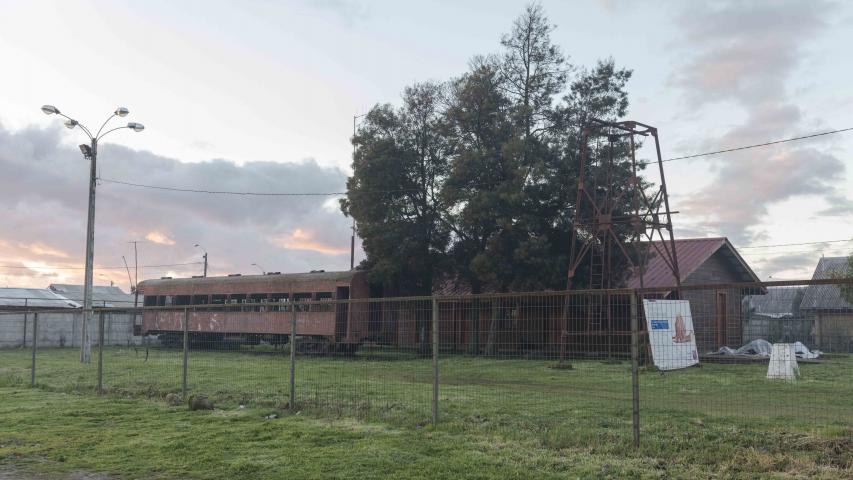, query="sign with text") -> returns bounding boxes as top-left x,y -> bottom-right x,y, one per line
643,299 -> 699,370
